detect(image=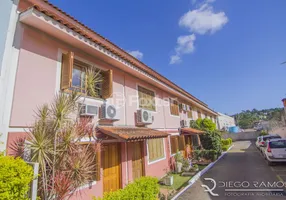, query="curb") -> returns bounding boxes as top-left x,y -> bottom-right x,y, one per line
171,145 -> 234,200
